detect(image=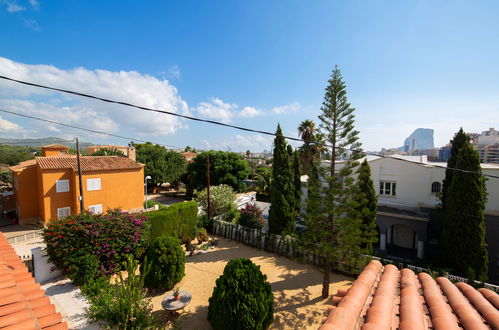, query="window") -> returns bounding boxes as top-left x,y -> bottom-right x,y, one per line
87,178 -> 101,191
379,181 -> 397,196
13,176 -> 18,191
57,207 -> 71,219
88,204 -> 103,215
431,181 -> 441,194
56,179 -> 70,193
